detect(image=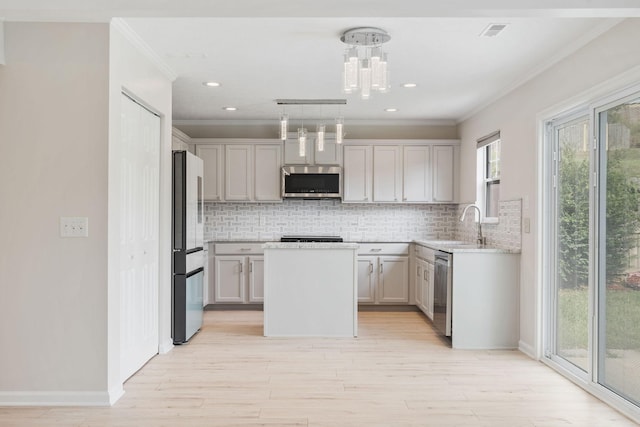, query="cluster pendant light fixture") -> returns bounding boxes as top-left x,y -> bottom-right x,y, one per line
277,99 -> 346,154
340,27 -> 391,99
